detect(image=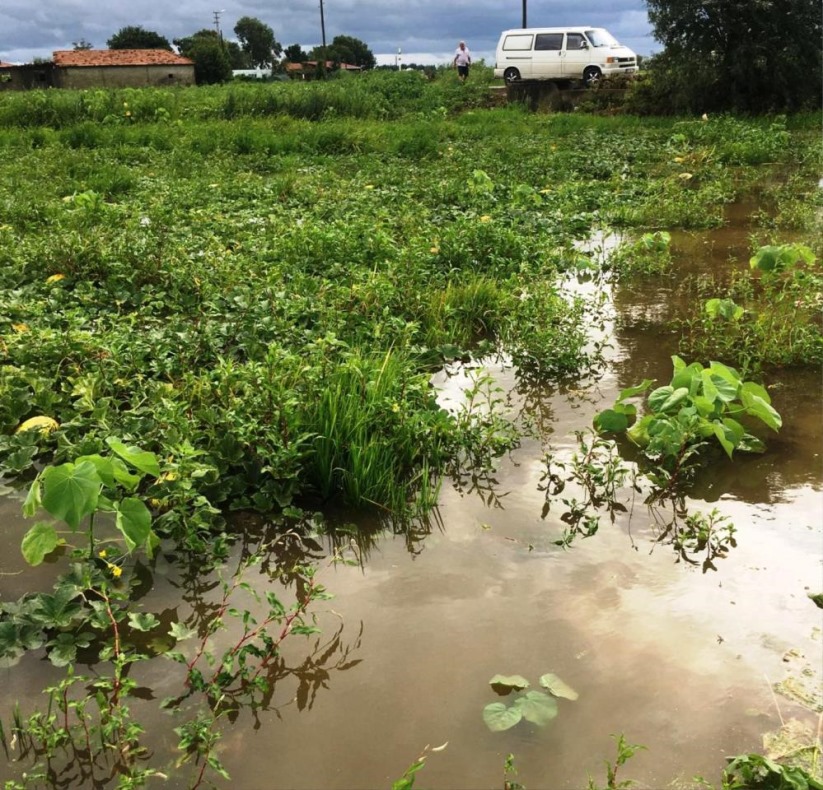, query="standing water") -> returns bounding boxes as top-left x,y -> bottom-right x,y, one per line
1,204 -> 821,788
